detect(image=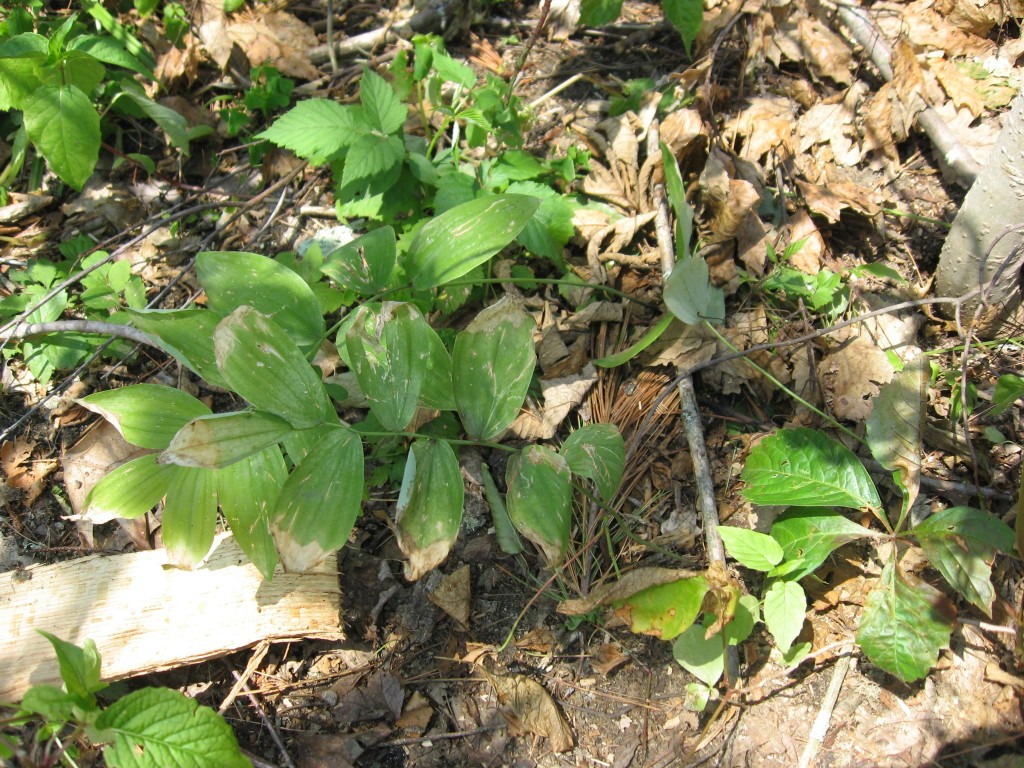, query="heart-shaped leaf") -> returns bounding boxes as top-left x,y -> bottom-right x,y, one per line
395,439 -> 464,580
506,445 -> 572,566
664,256 -> 724,325
718,527 -> 783,572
